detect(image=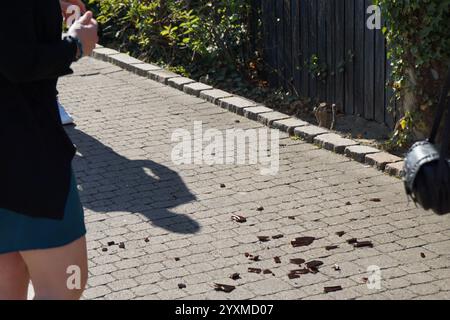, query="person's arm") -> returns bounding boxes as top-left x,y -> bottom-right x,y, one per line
0,3 -> 77,84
